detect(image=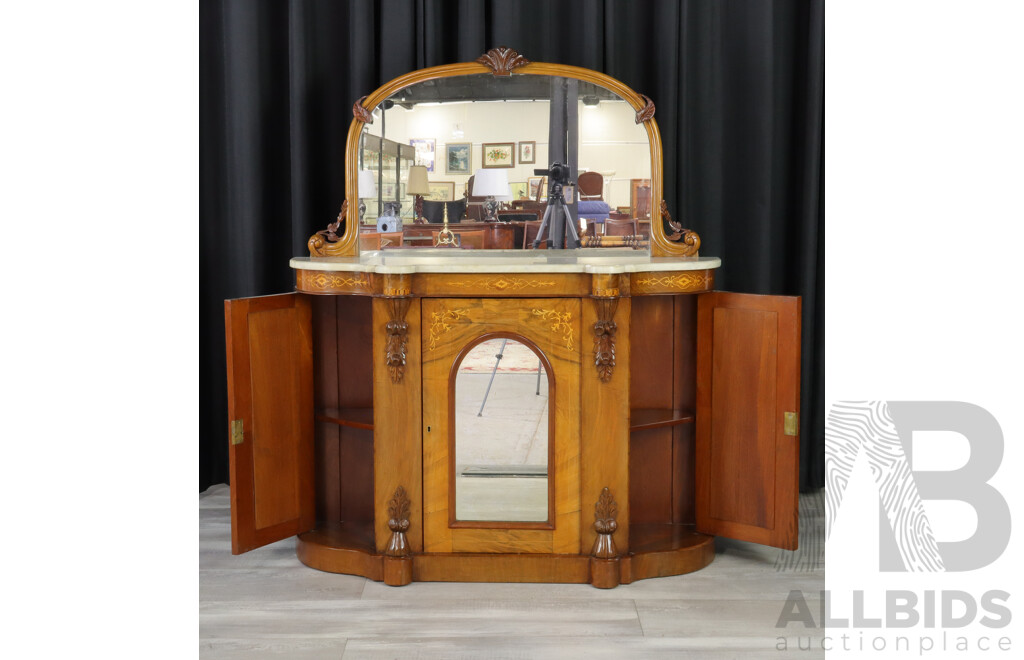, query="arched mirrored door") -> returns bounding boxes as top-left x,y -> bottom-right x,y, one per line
421,298 -> 581,554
